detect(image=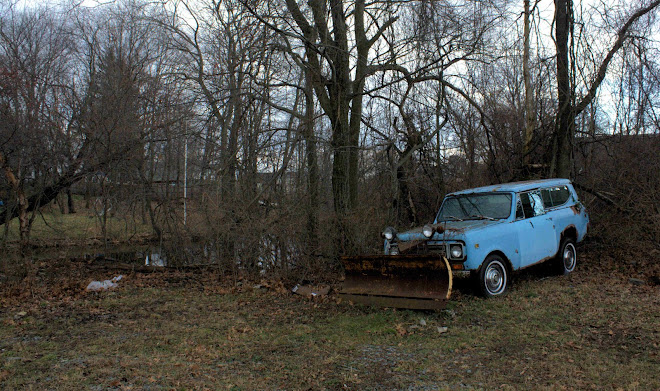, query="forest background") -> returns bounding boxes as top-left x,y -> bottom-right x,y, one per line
1,0 -> 659,282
